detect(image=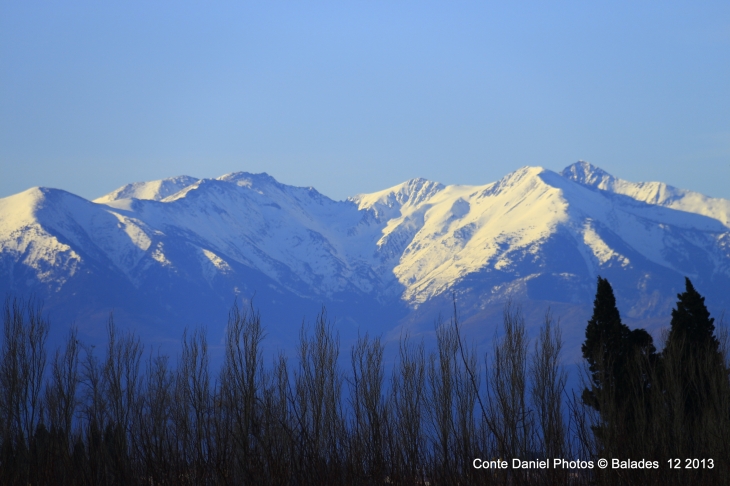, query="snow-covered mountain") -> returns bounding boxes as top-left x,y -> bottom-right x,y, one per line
1,162 -> 728,357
